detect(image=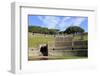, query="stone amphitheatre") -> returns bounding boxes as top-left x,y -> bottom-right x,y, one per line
28,33 -> 88,60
